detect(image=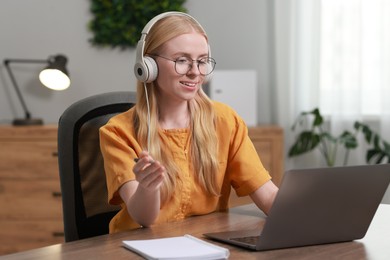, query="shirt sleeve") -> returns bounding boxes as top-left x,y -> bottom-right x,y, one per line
99,111 -> 142,205
216,102 -> 271,197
